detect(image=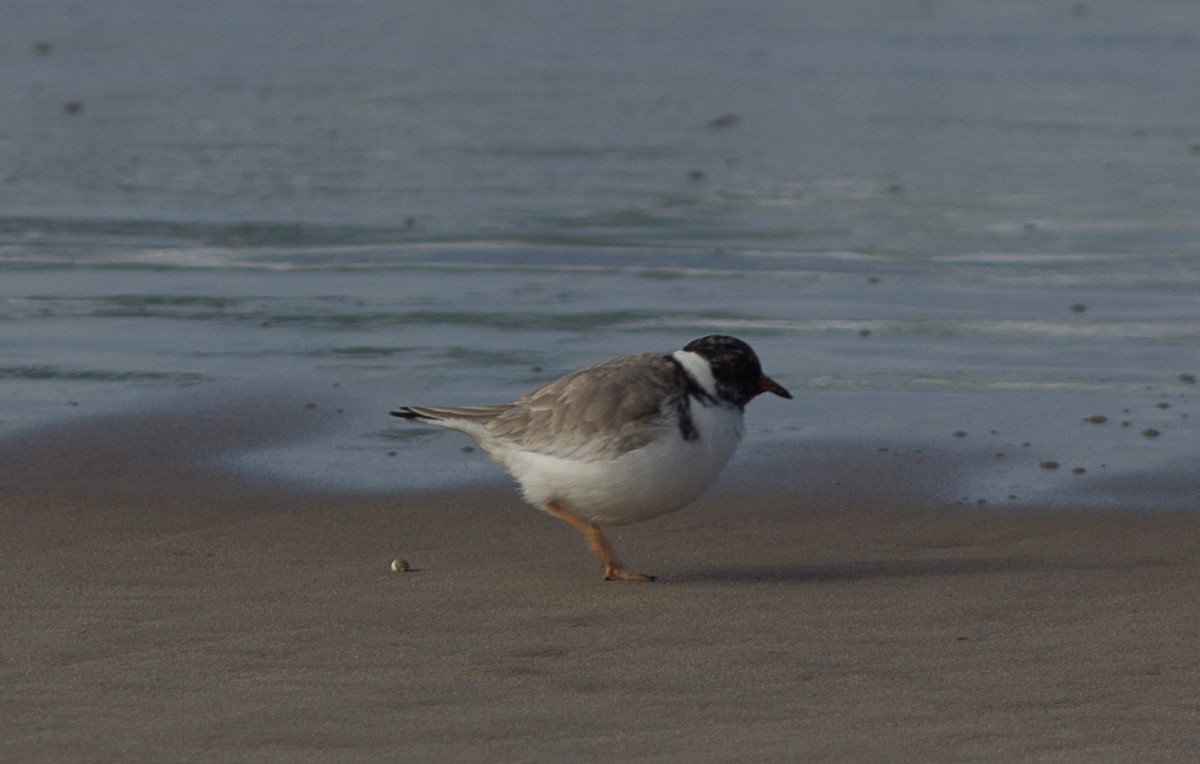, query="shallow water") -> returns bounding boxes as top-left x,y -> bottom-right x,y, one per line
2,2 -> 1198,506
